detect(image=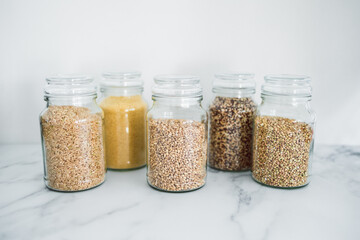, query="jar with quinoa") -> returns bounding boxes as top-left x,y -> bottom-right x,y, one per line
40,75 -> 106,192
147,75 -> 208,192
252,74 -> 316,188
209,73 -> 257,171
98,72 -> 147,170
